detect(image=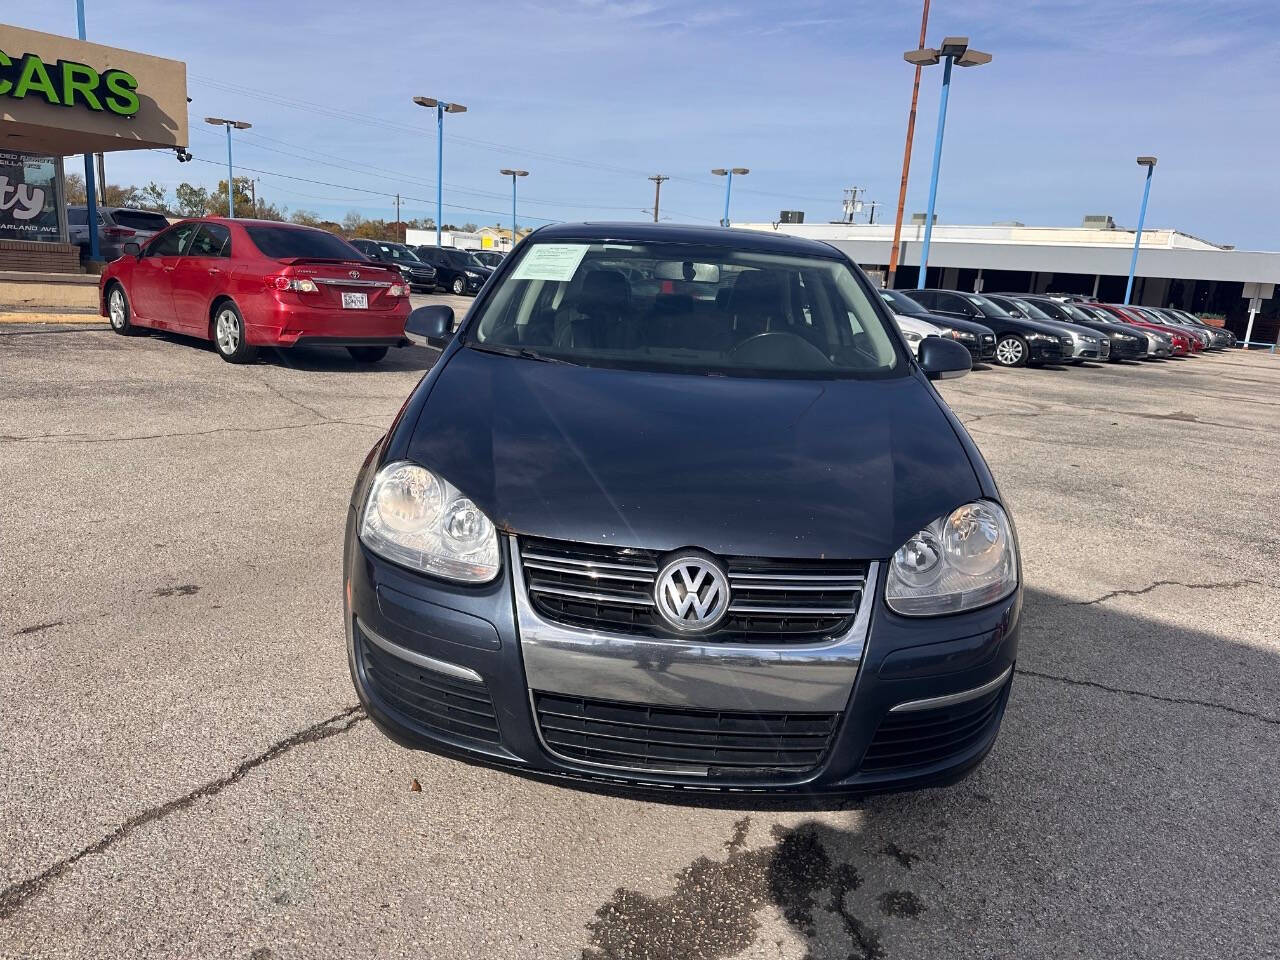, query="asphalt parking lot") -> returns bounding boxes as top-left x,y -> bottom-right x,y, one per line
2,318 -> 1277,959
